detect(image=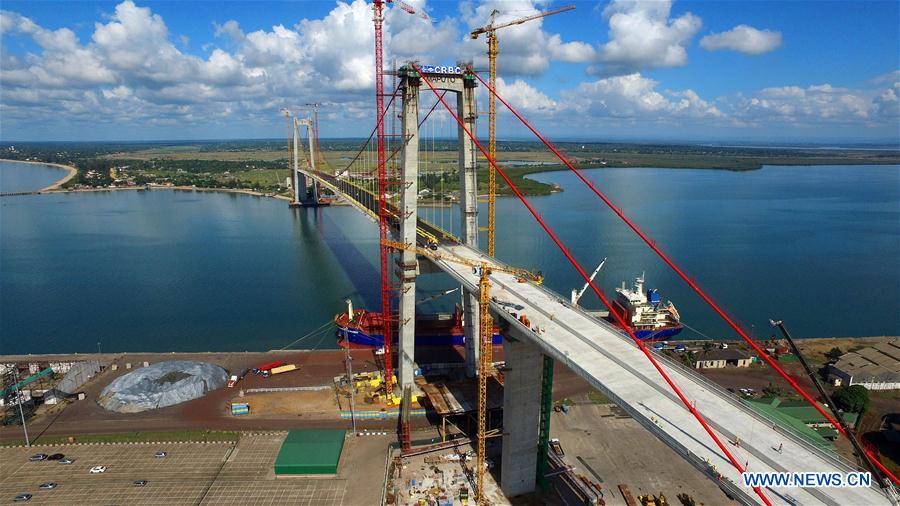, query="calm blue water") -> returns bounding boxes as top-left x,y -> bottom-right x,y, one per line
1,163 -> 897,354
0,161 -> 68,193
